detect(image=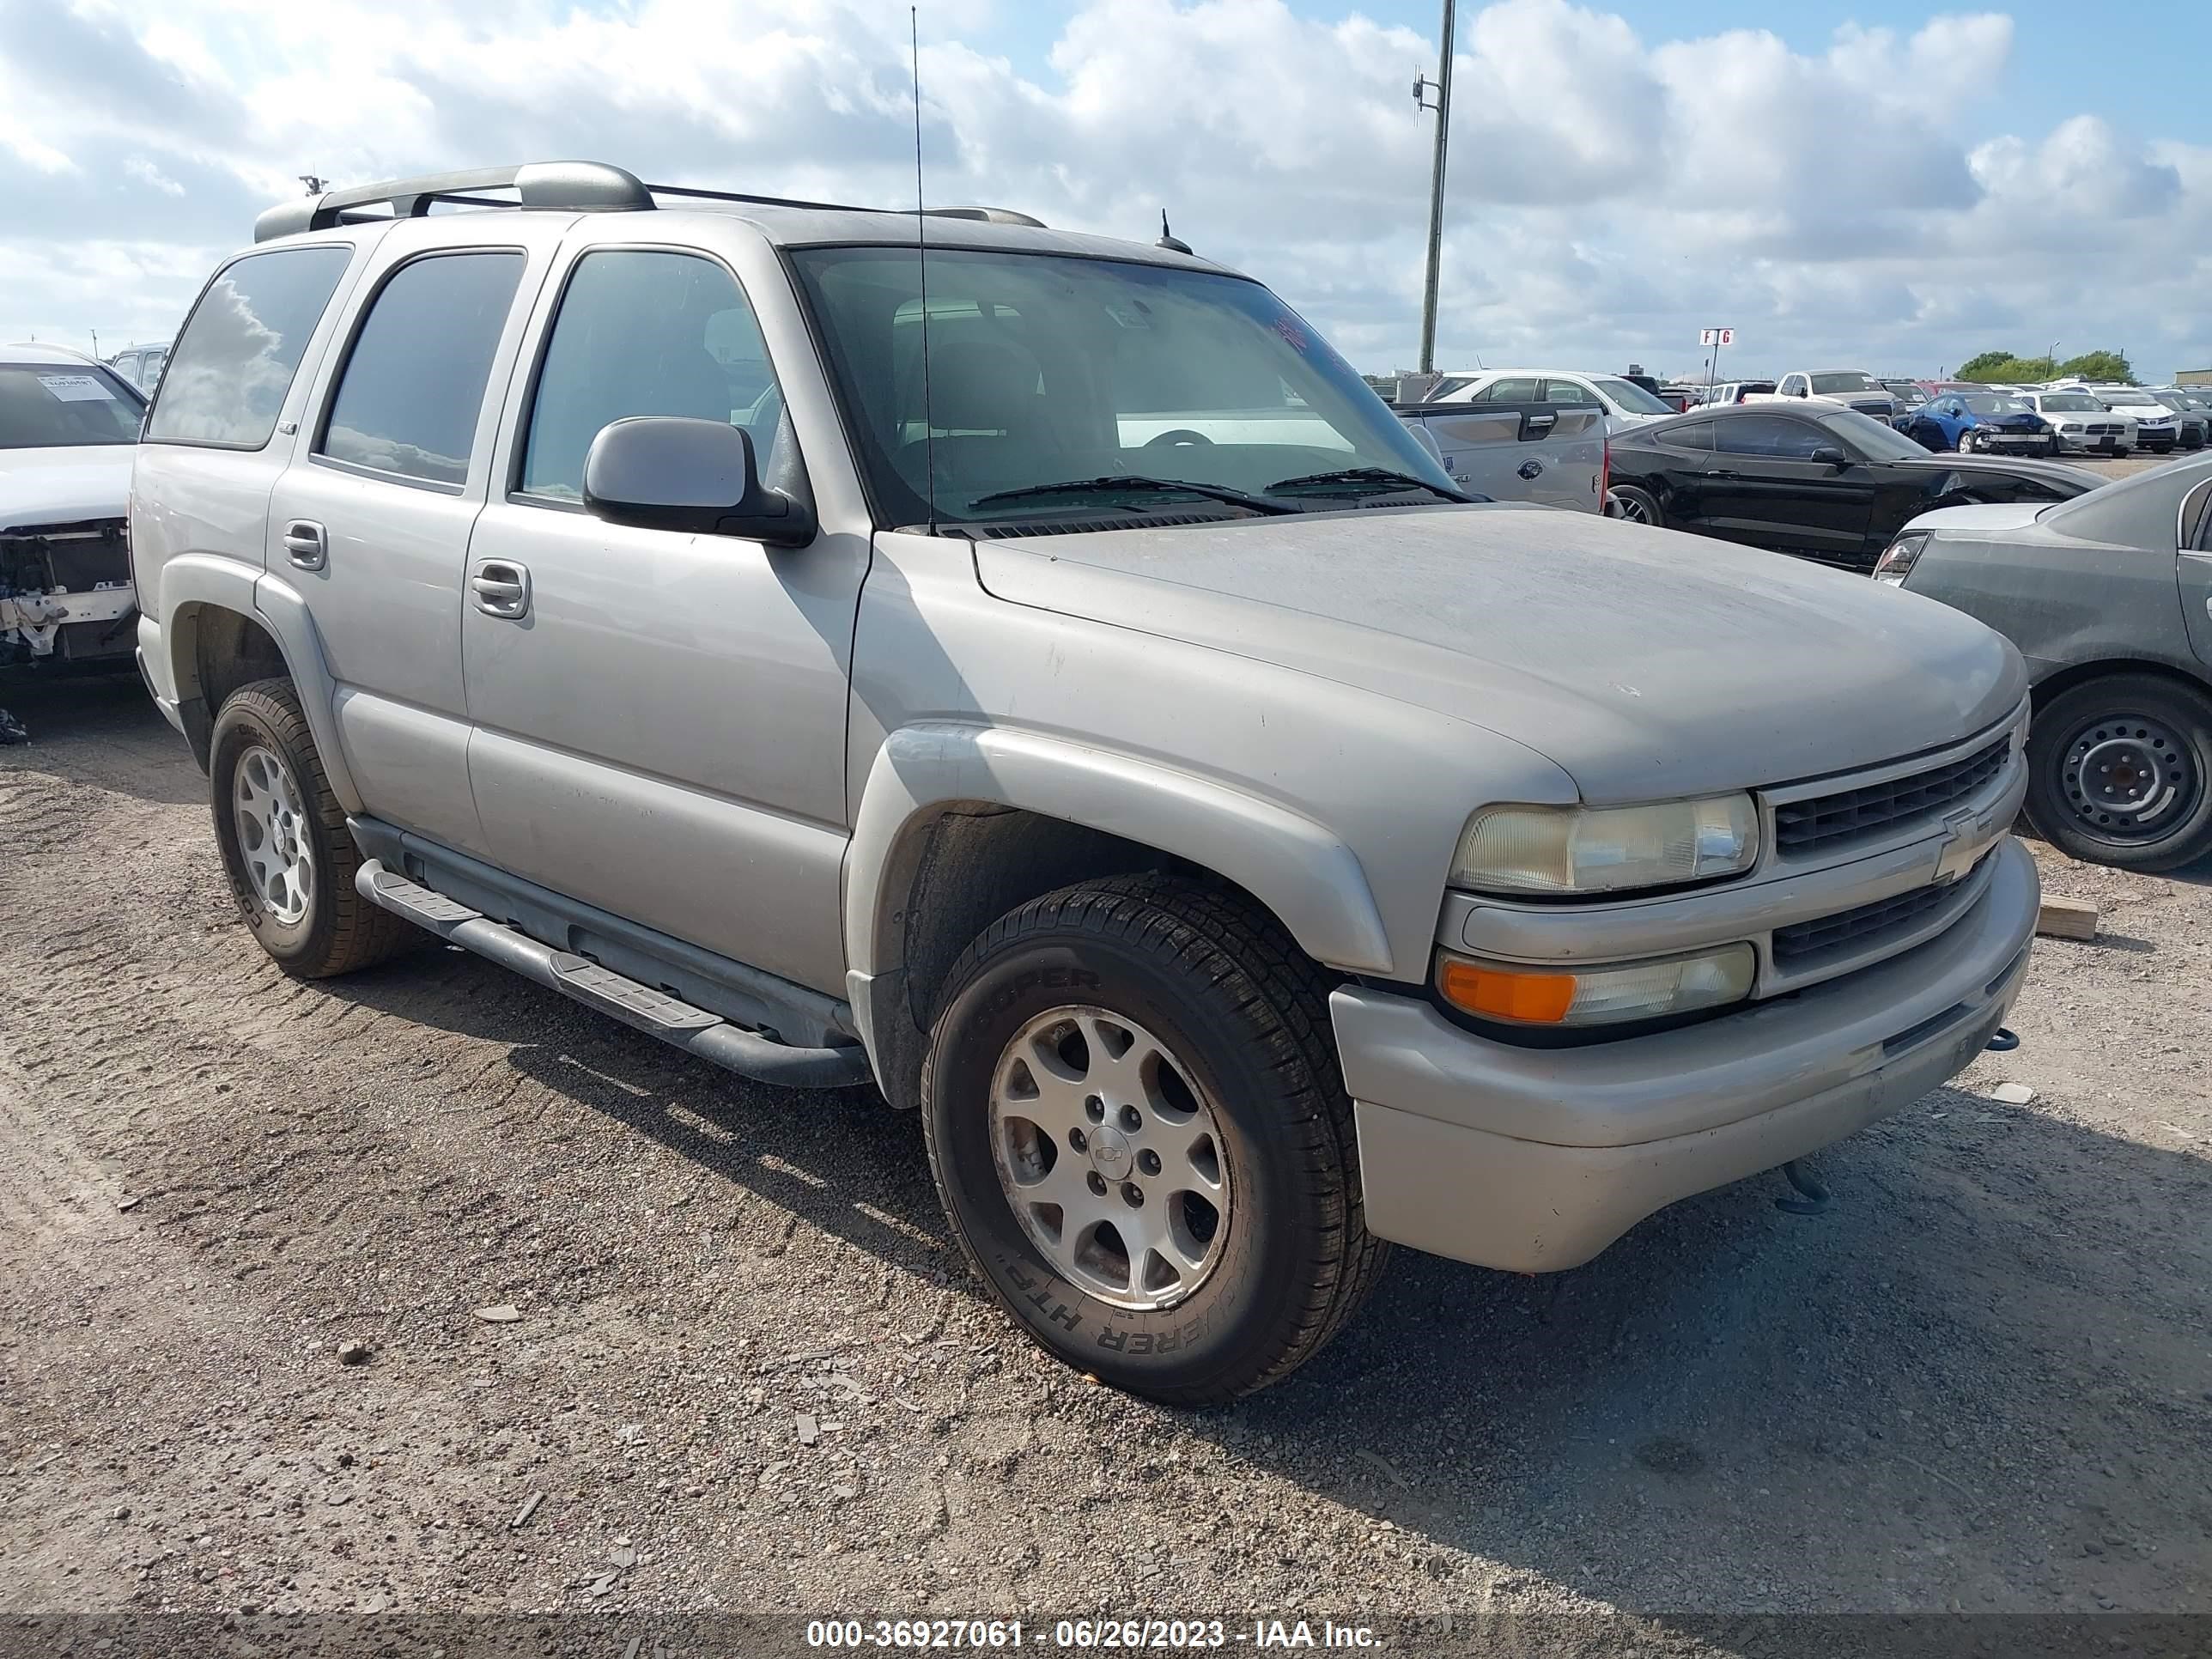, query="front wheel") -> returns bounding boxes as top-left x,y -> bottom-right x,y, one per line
210,678 -> 418,977
2023,674 -> 2212,871
921,875 -> 1387,1404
